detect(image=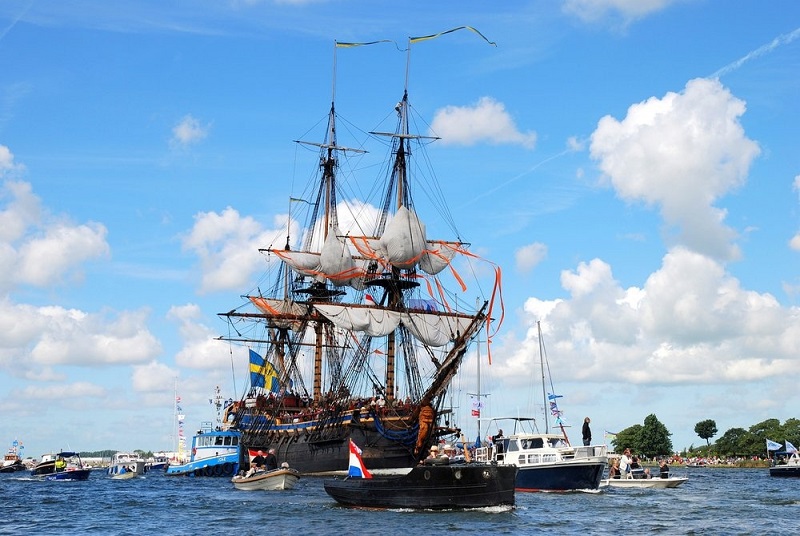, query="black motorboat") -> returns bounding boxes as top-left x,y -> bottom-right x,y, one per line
324,460 -> 517,509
